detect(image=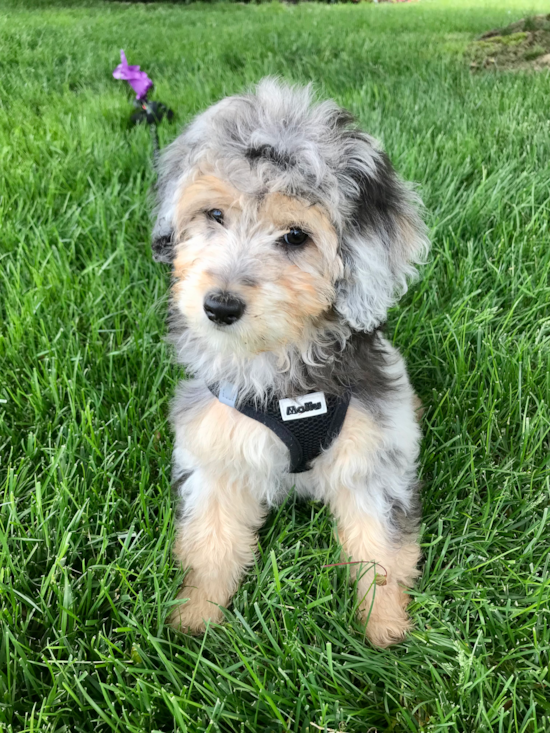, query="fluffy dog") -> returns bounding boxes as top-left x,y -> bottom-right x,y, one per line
152,79 -> 429,647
